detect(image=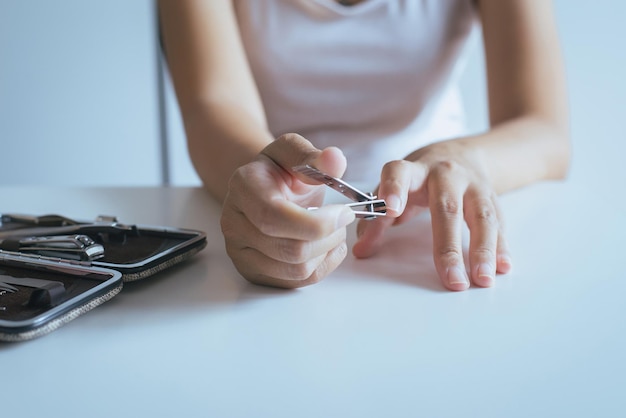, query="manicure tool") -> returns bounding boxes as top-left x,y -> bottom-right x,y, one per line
0,274 -> 66,308
292,165 -> 387,219
0,234 -> 105,261
0,214 -> 138,244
